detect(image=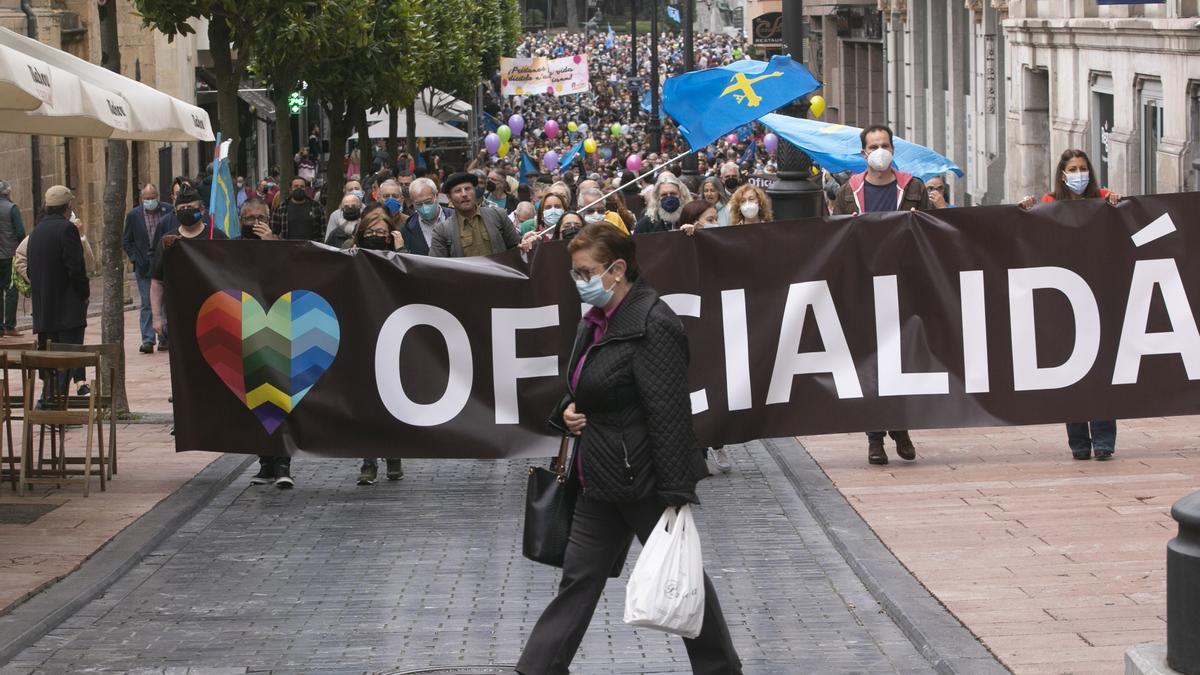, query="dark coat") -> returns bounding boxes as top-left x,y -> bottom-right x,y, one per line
634,214 -> 675,234
400,207 -> 453,256
549,279 -> 709,504
28,213 -> 89,334
122,203 -> 179,277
